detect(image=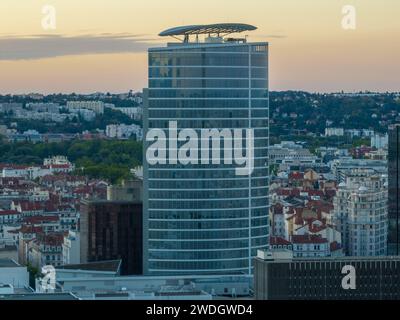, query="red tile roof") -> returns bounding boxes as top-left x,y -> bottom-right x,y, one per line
19,225 -> 44,234
23,215 -> 59,224
36,233 -> 64,246
289,172 -> 304,181
270,236 -> 292,246
292,235 -> 328,244
0,210 -> 20,216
